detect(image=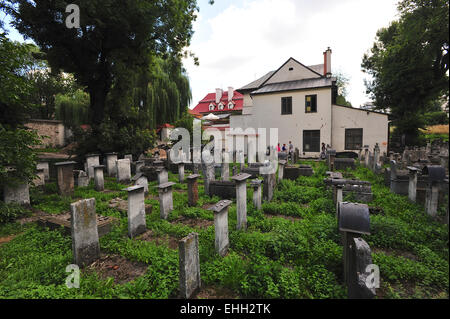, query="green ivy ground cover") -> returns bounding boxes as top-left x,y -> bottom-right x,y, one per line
0,161 -> 448,299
